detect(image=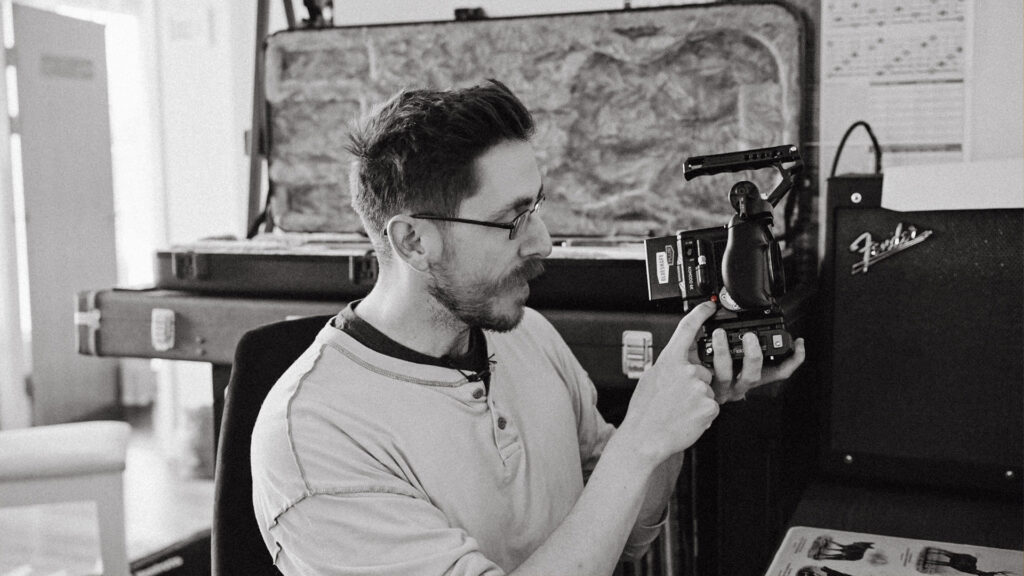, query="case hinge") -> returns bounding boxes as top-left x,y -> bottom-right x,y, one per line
75,291 -> 101,355
454,7 -> 487,21
171,251 -> 210,280
74,308 -> 101,330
